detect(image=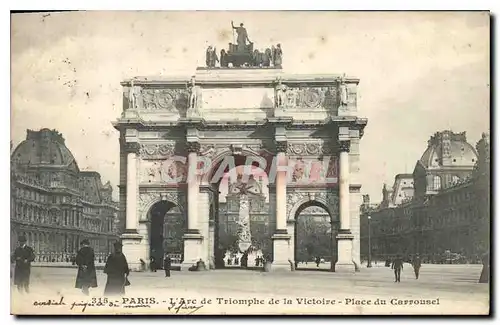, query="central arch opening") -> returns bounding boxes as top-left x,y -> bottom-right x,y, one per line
148,200 -> 185,268
208,153 -> 272,270
294,201 -> 338,271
